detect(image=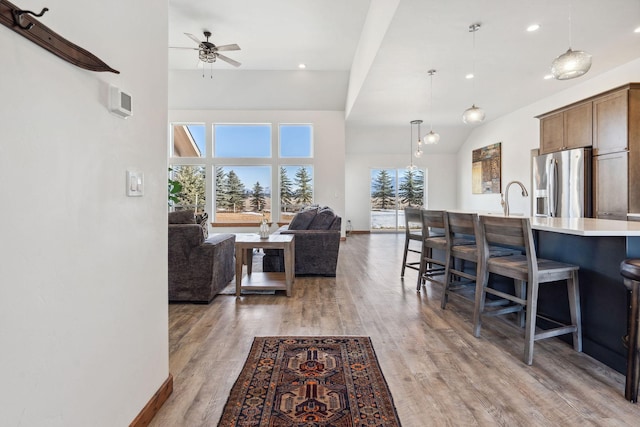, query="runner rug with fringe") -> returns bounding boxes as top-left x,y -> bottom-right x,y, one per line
218,336 -> 402,426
